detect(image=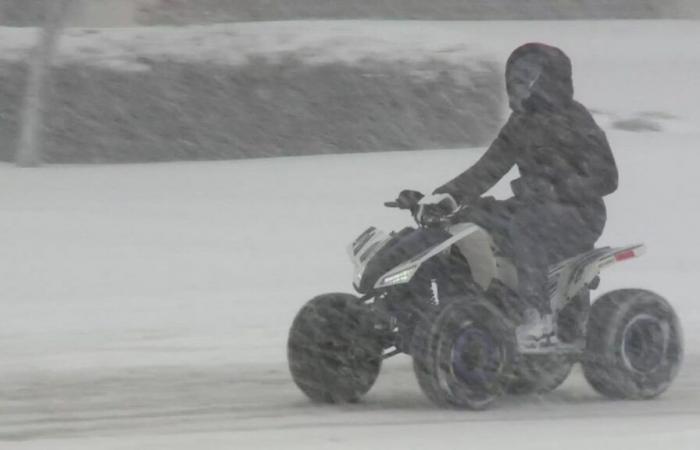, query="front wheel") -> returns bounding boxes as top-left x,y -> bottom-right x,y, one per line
287,293 -> 383,403
582,289 -> 683,400
412,298 -> 514,409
